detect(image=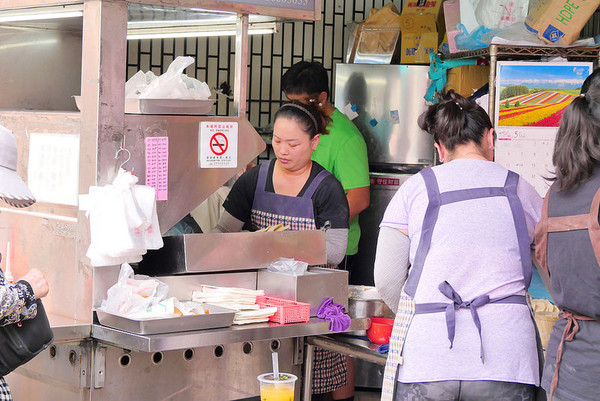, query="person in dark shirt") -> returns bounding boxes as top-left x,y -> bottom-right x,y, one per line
215,101 -> 349,266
